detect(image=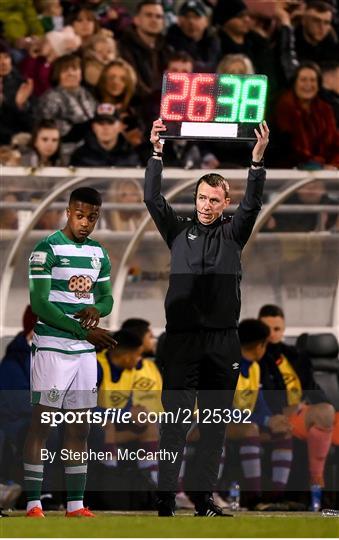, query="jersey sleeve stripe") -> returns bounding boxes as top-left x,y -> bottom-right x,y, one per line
29,275 -> 51,279
97,276 -> 111,282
